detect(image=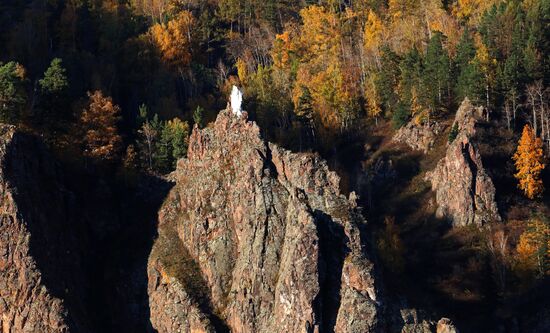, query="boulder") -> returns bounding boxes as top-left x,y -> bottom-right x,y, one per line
393,121 -> 444,153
